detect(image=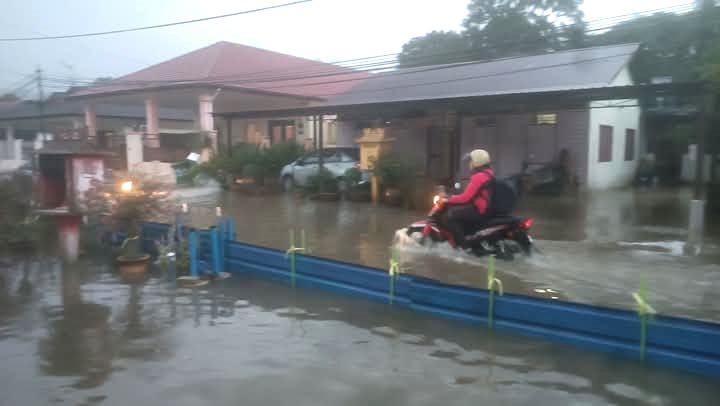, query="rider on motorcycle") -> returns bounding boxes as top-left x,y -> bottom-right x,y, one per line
439,149 -> 494,249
